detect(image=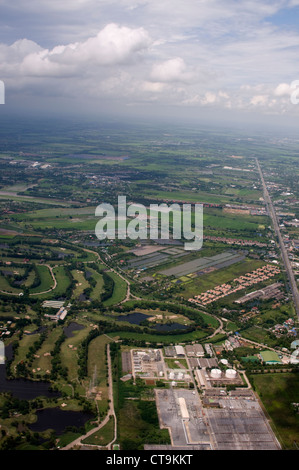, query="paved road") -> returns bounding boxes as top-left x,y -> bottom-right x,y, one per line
256,159 -> 299,319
